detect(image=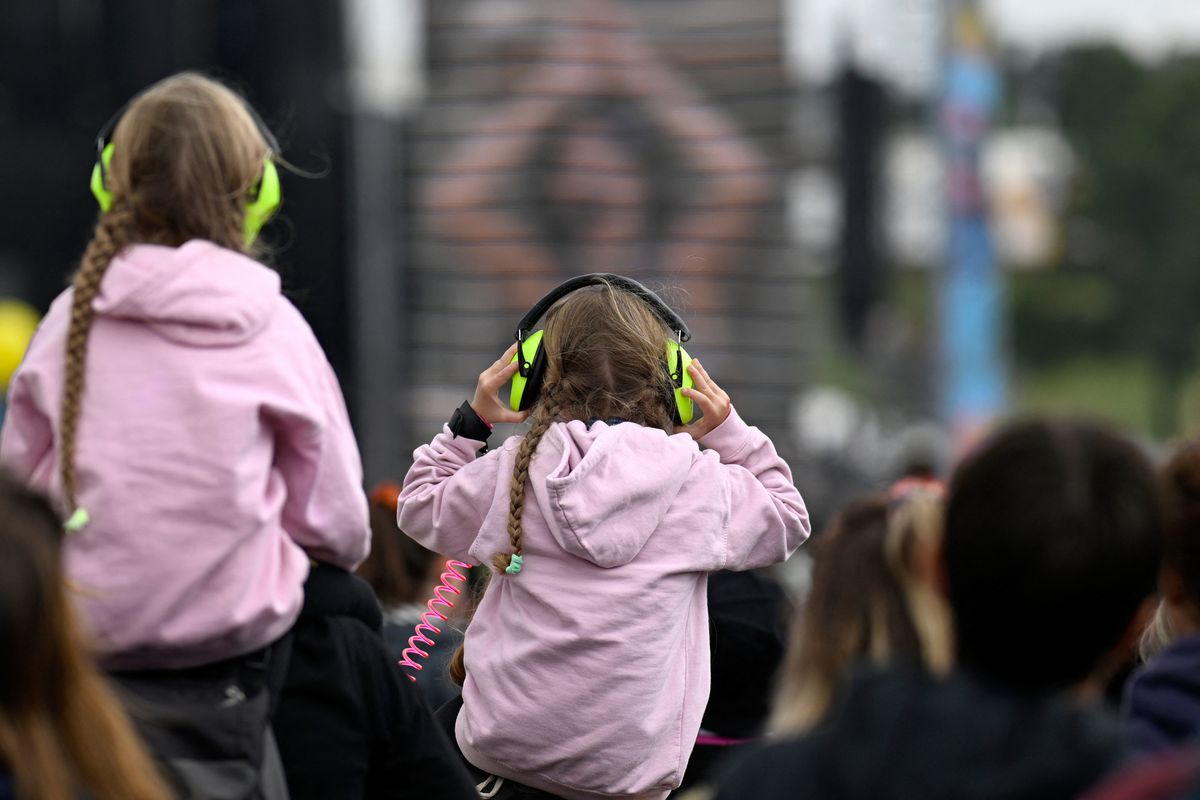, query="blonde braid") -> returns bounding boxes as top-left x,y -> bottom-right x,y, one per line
491,392 -> 562,575
59,207 -> 136,512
